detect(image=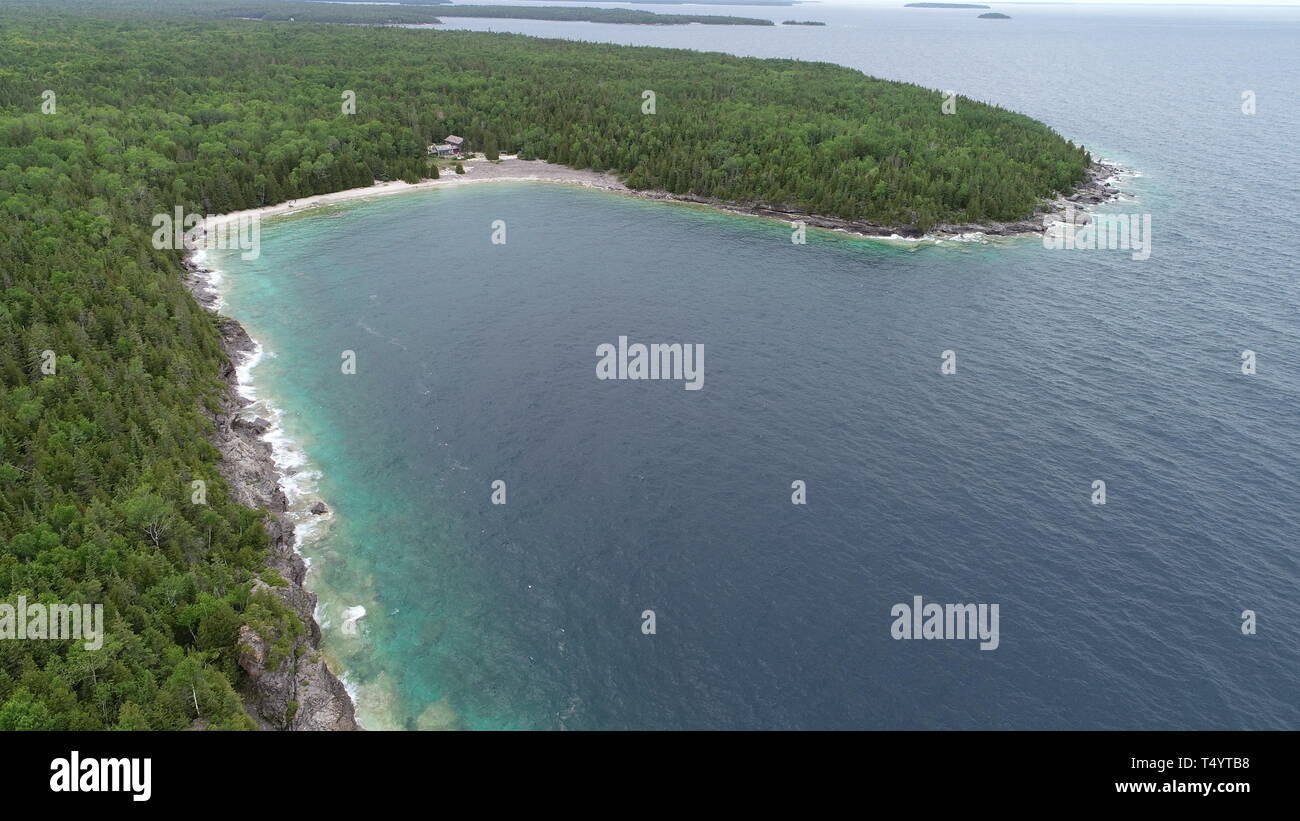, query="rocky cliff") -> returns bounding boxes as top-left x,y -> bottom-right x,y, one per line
187,263 -> 358,731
